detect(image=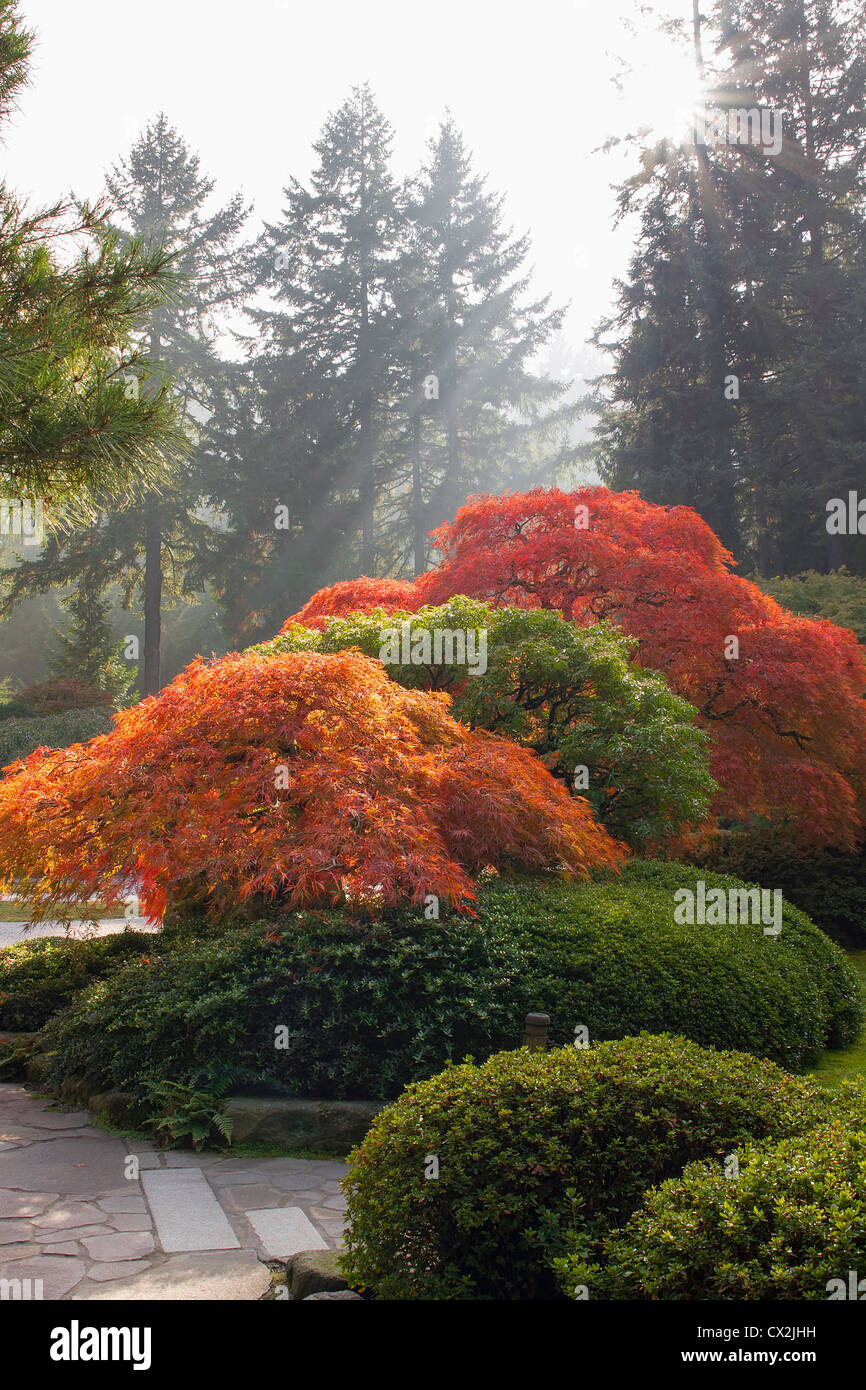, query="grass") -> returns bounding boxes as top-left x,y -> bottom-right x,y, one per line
0,900 -> 121,922
809,950 -> 866,1088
